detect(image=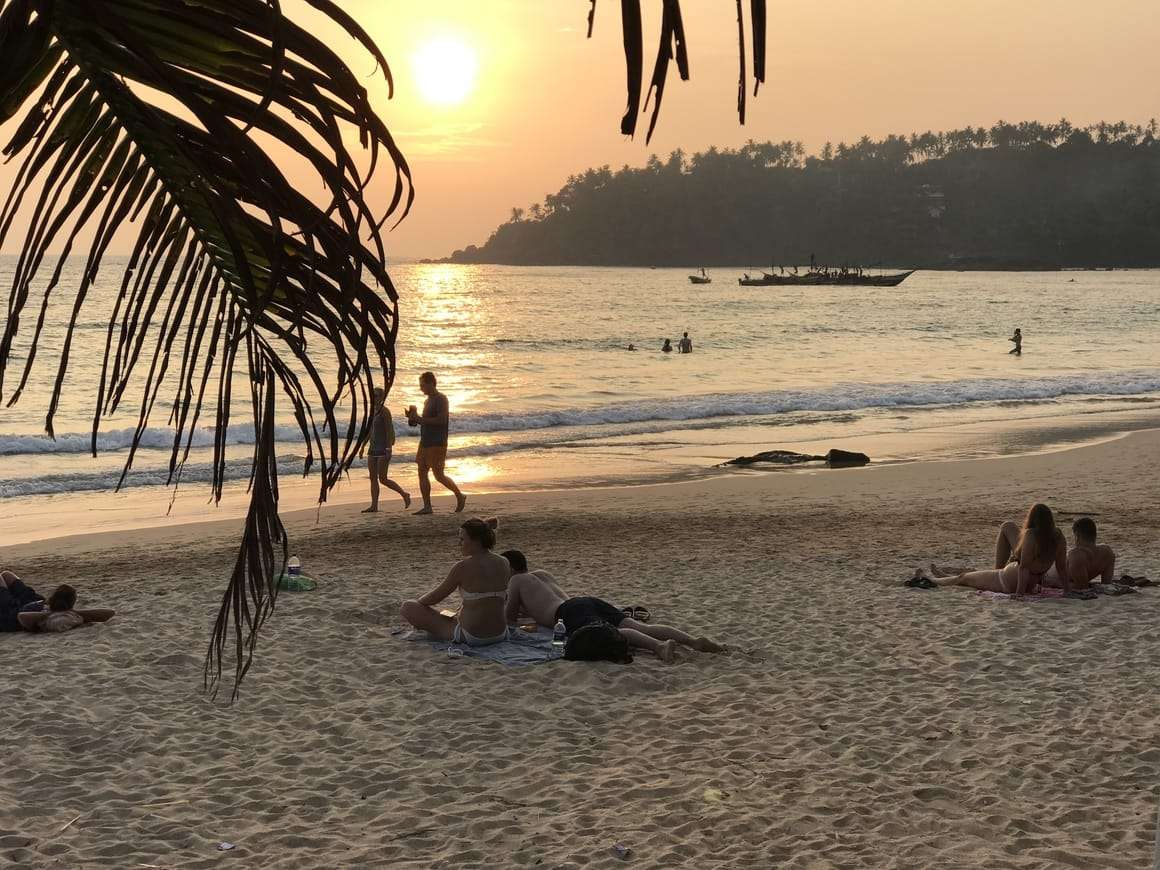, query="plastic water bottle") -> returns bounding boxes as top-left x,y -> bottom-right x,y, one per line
552,619 -> 566,653
287,555 -> 301,577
